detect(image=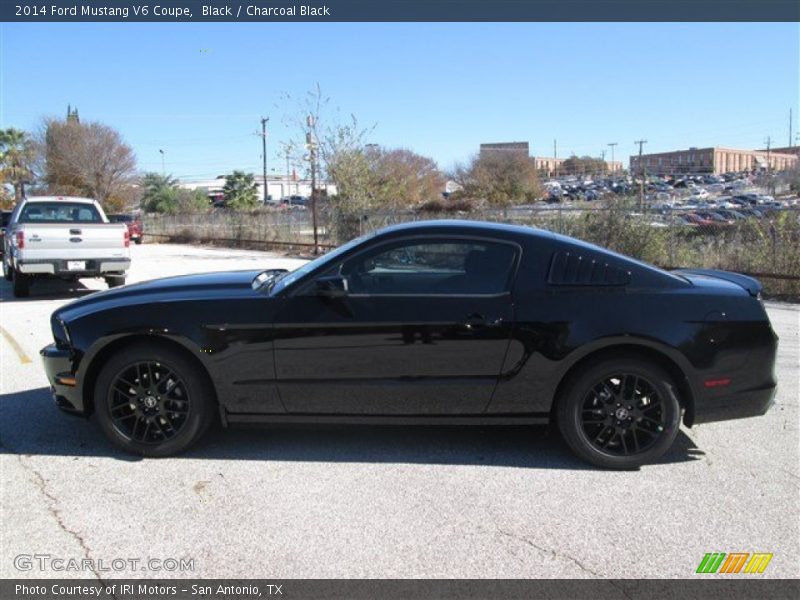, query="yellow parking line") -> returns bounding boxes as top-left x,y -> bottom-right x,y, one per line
0,325 -> 32,364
